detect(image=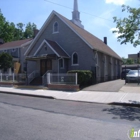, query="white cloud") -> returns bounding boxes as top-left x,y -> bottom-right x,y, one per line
105,0 -> 129,5
90,9 -> 115,29
110,27 -> 122,37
